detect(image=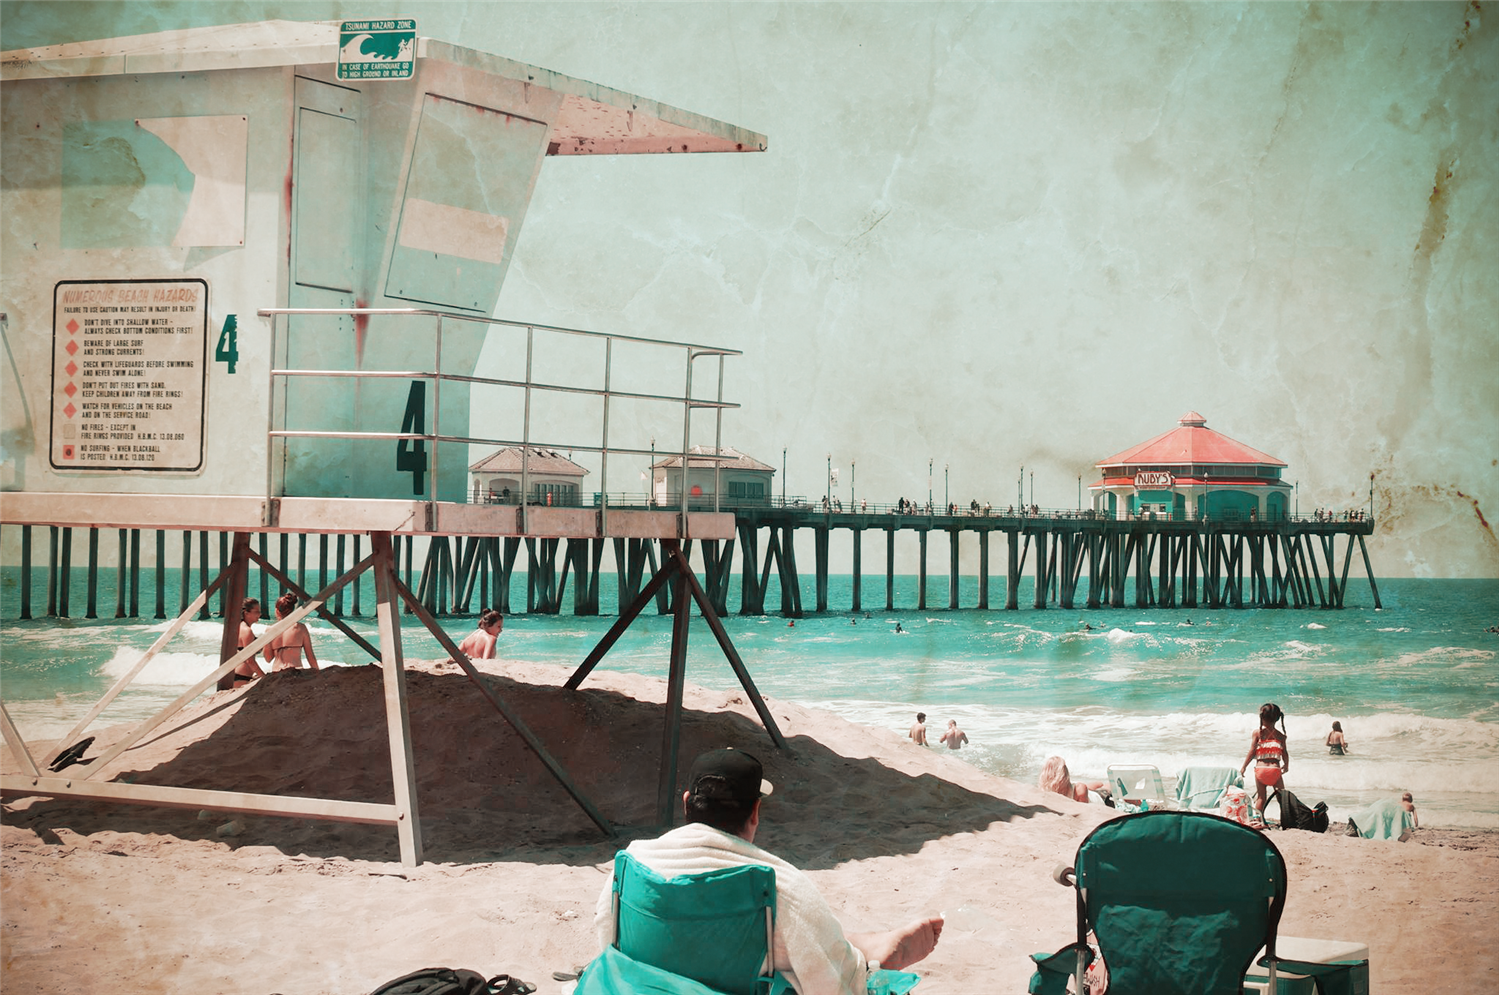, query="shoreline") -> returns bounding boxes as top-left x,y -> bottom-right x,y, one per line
3,660 -> 1497,993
